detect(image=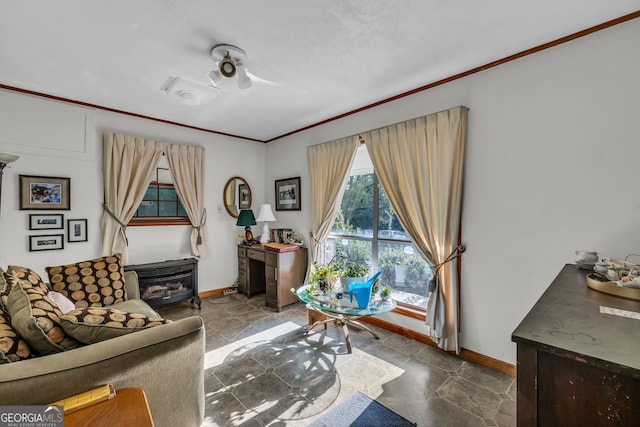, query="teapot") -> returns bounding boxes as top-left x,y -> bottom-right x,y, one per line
575,250 -> 598,264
